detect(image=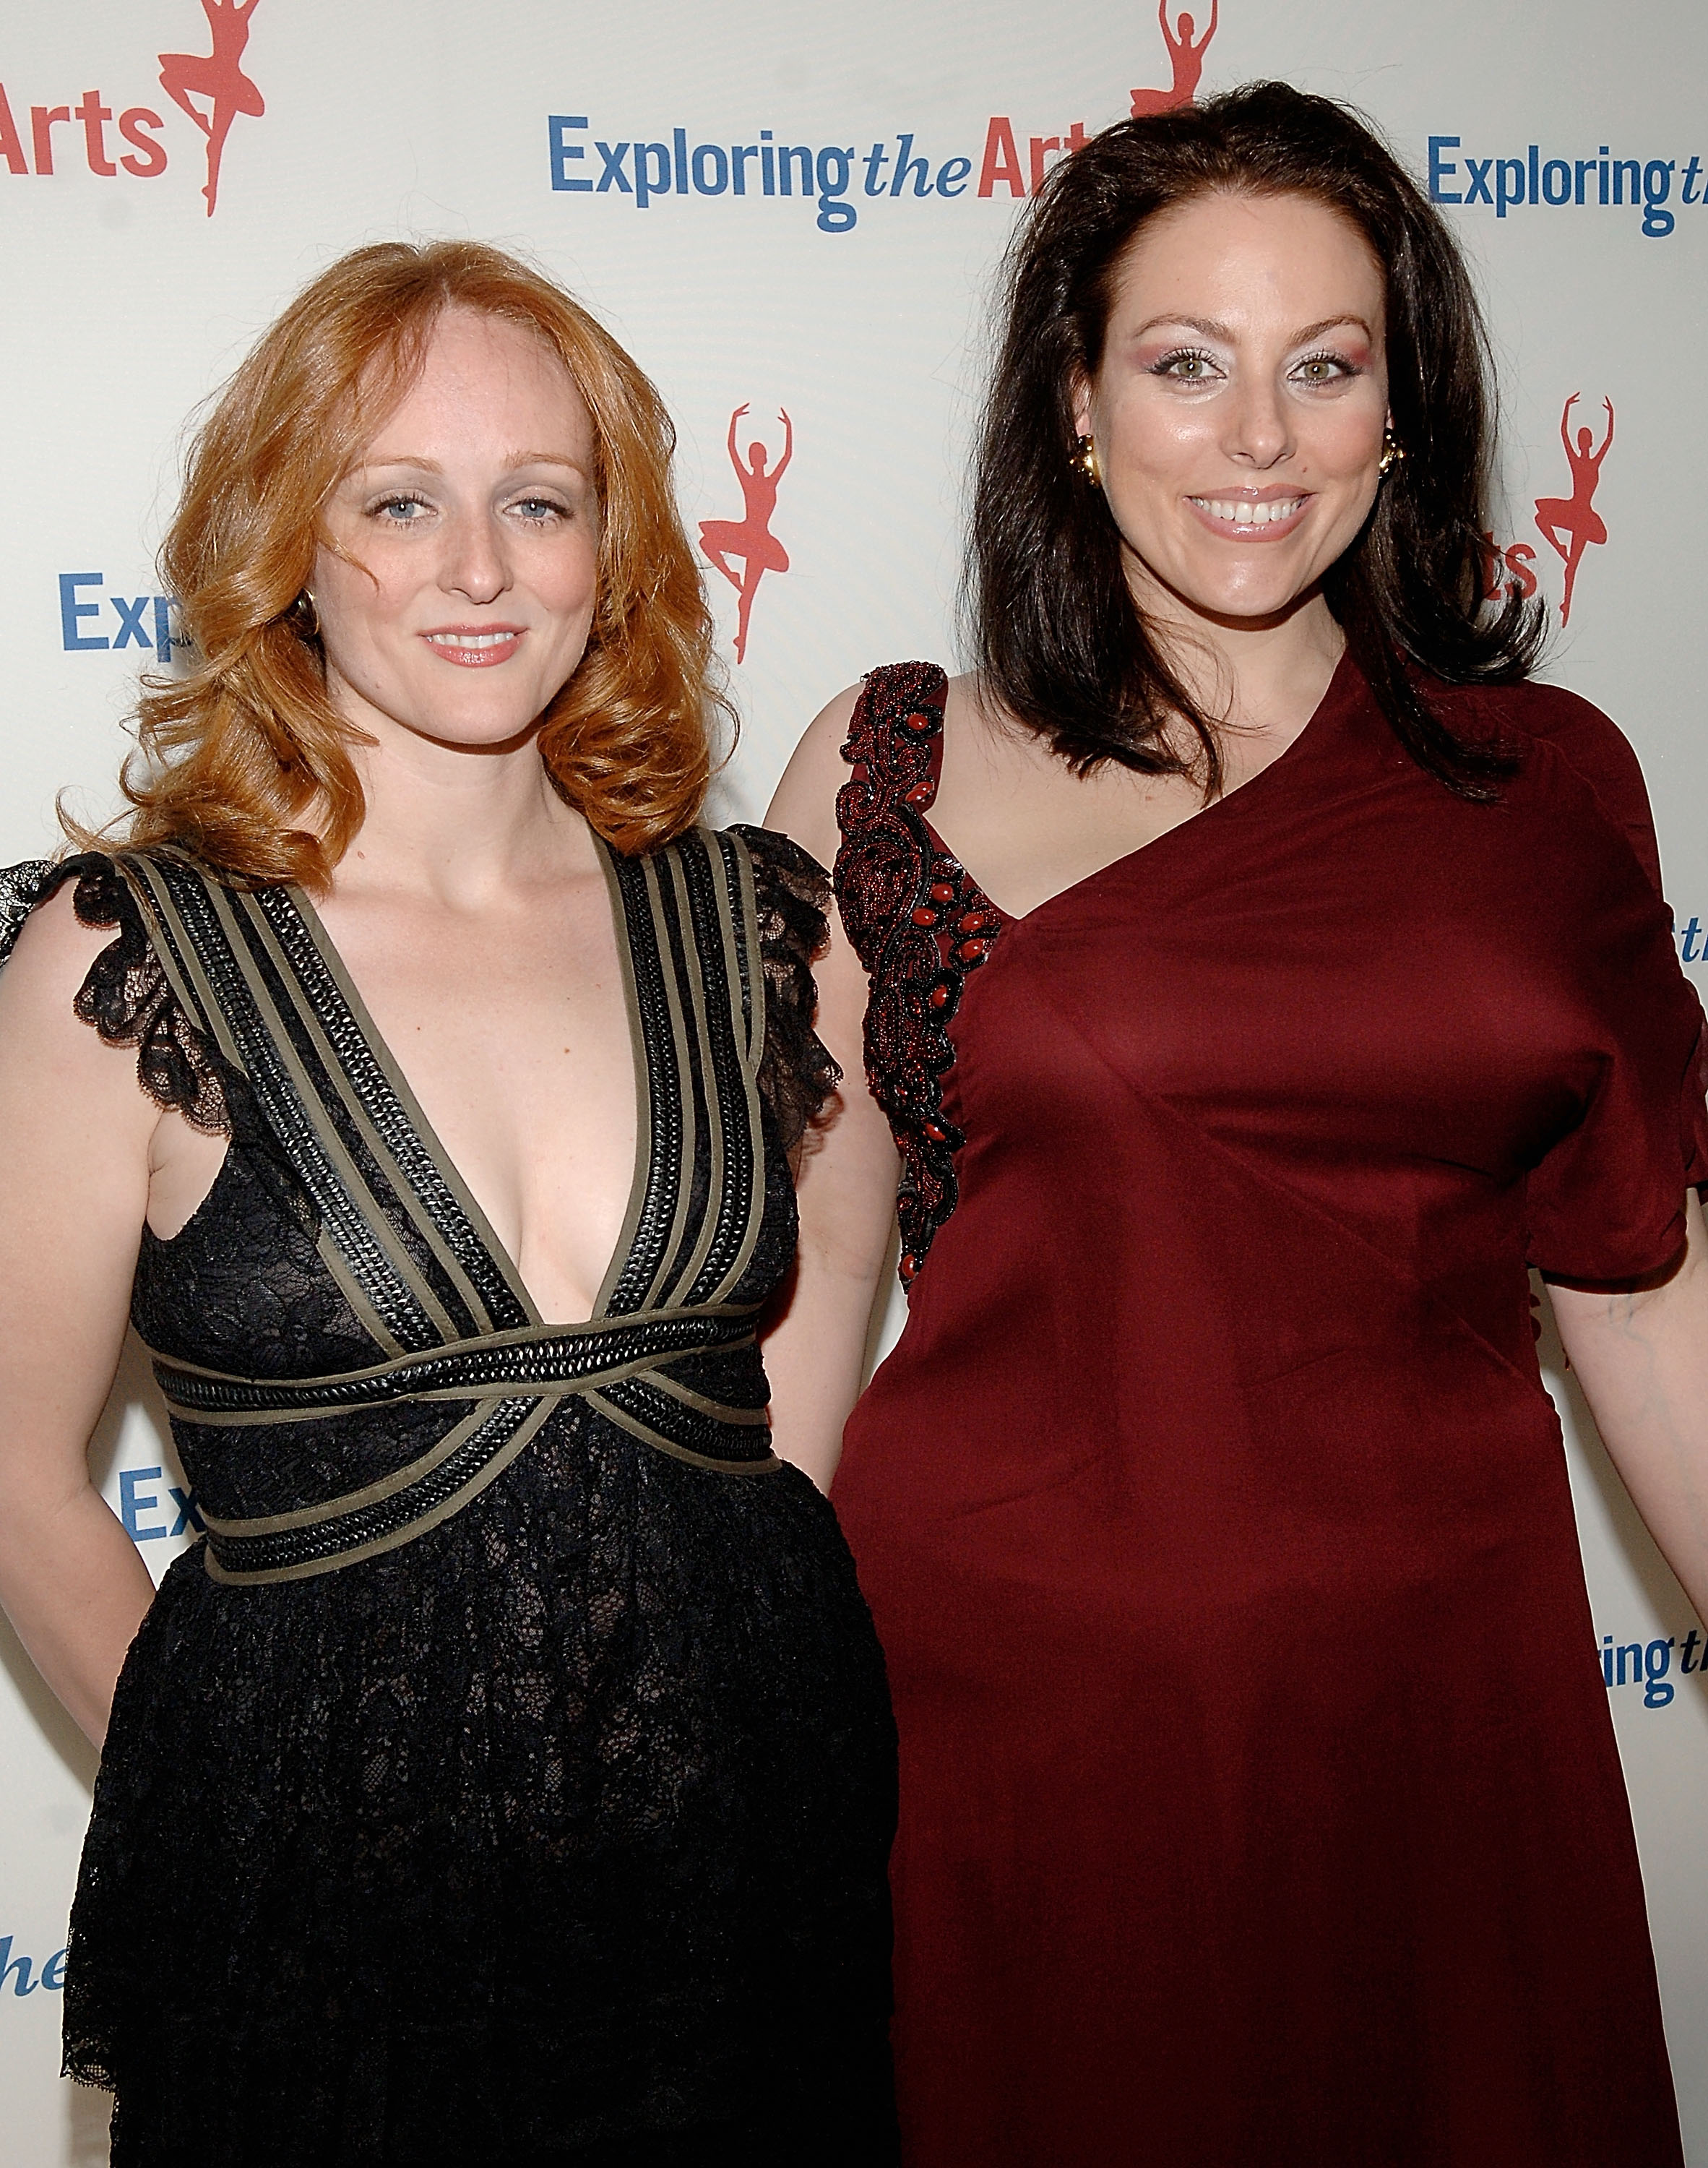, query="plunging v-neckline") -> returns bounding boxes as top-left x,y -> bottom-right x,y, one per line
285,839 -> 650,1334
